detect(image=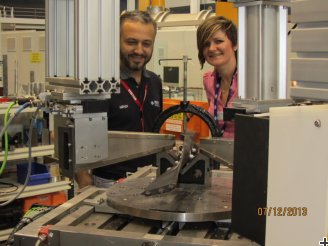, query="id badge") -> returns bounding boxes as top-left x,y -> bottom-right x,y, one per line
218,111 -> 224,121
